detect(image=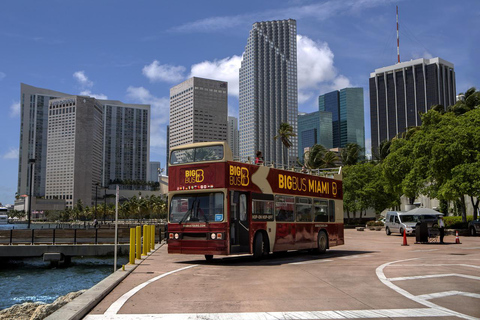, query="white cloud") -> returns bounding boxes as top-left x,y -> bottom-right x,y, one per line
126,86 -> 170,150
9,101 -> 20,117
297,34 -> 352,103
189,56 -> 242,96
3,148 -> 18,160
80,90 -> 108,100
142,60 -> 186,83
73,71 -> 93,88
0,72 -> 5,80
